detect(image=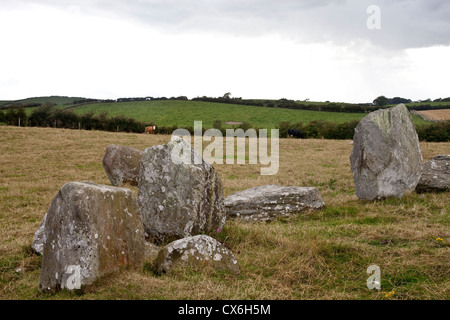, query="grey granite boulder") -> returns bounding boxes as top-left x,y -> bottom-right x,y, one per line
350,104 -> 423,200
102,144 -> 144,186
225,185 -> 325,221
38,181 -> 145,292
138,137 -> 226,243
144,242 -> 161,262
153,235 -> 239,275
416,155 -> 450,193
31,214 -> 47,255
